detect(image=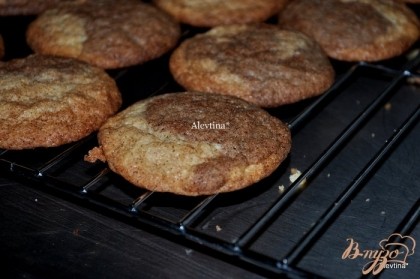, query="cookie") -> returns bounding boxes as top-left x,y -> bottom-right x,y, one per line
153,0 -> 289,27
0,0 -> 86,16
0,54 -> 122,150
278,0 -> 420,62
169,24 -> 335,107
86,92 -> 291,196
26,0 -> 181,69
